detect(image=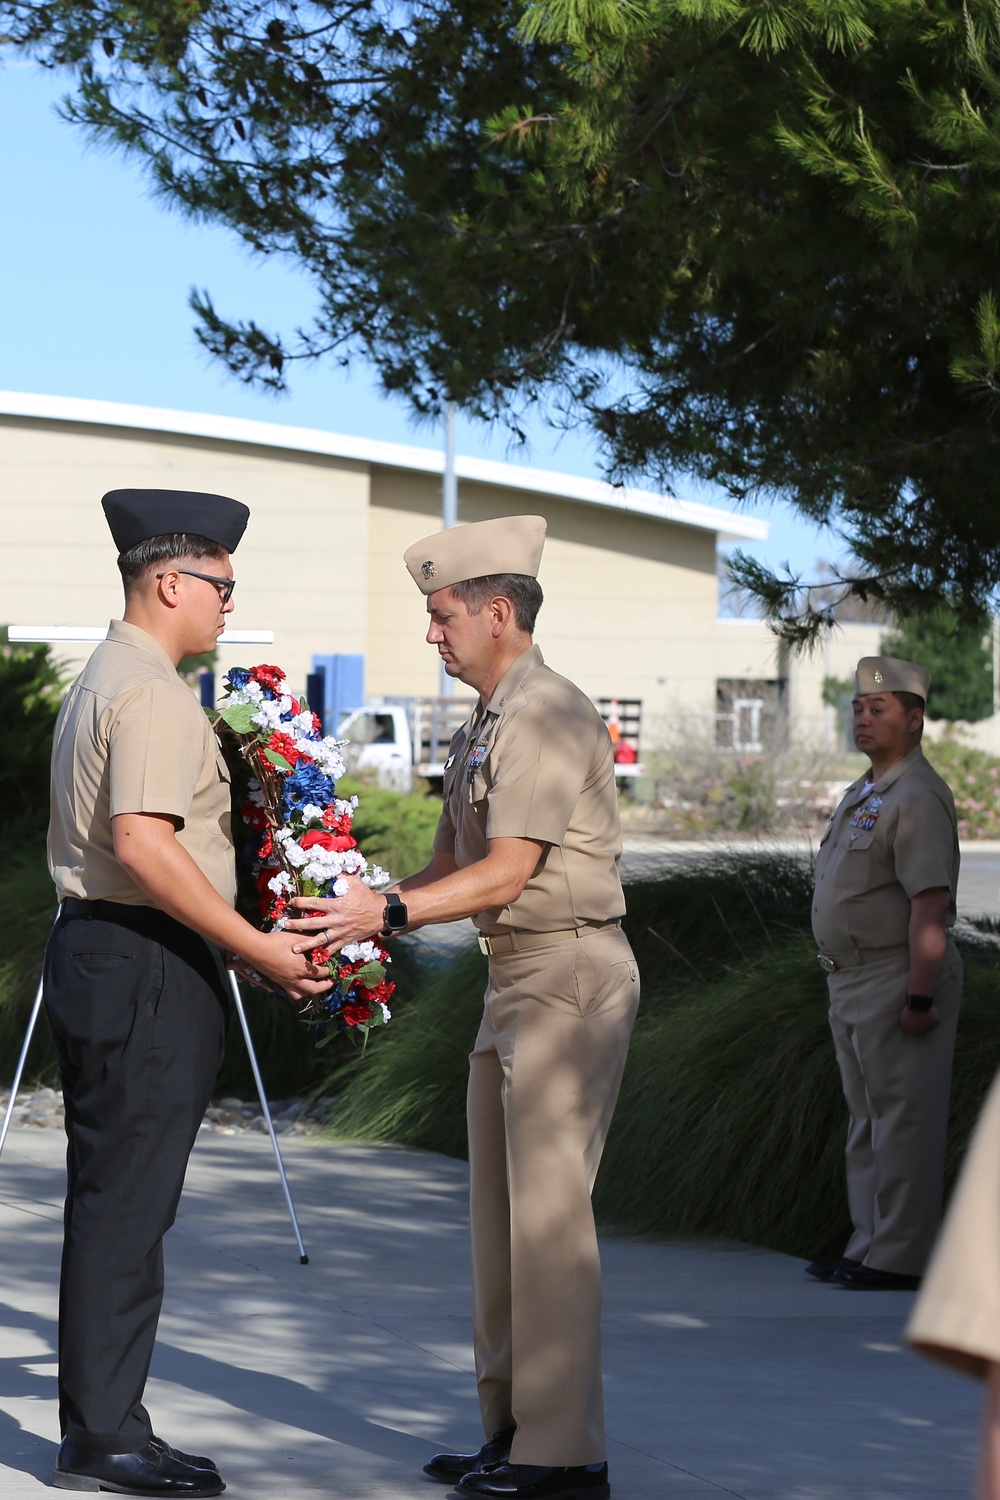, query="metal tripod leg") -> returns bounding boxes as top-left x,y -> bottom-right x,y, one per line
0,973 -> 44,1162
227,970 -> 309,1264
0,958 -> 309,1265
